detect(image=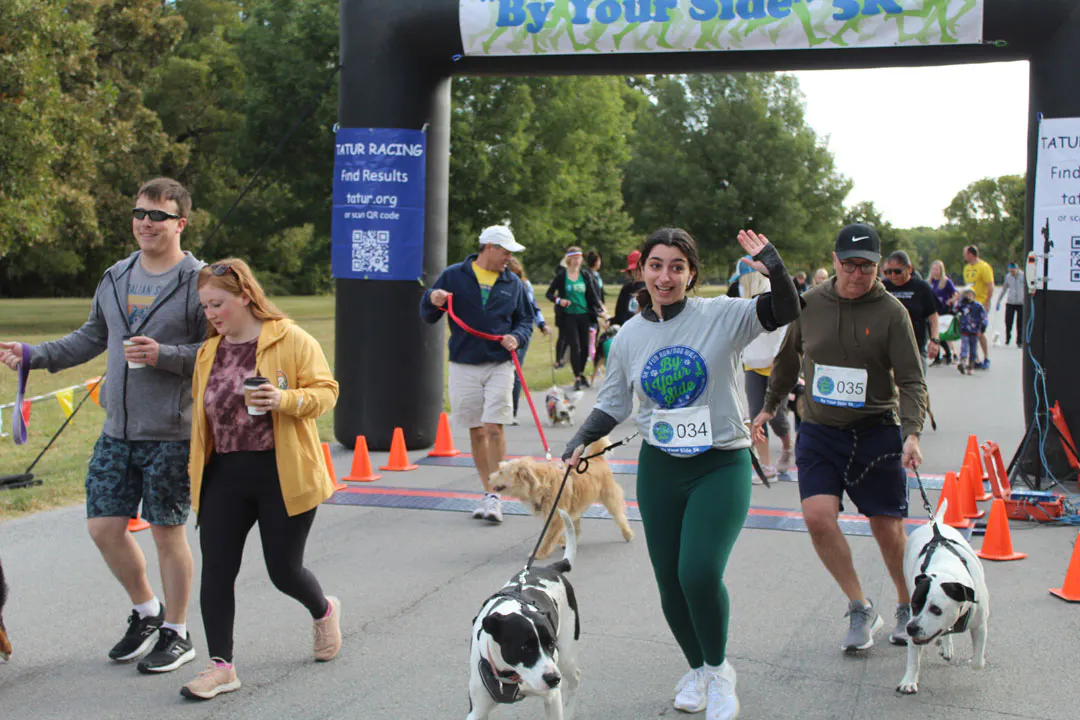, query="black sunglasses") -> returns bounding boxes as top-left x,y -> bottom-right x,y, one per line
209,263 -> 238,277
883,268 -> 907,275
132,207 -> 183,222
